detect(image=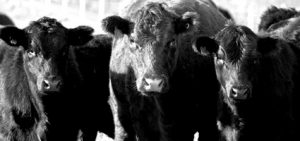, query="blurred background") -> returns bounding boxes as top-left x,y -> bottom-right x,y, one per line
1,0 -> 300,140
1,0 -> 300,34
